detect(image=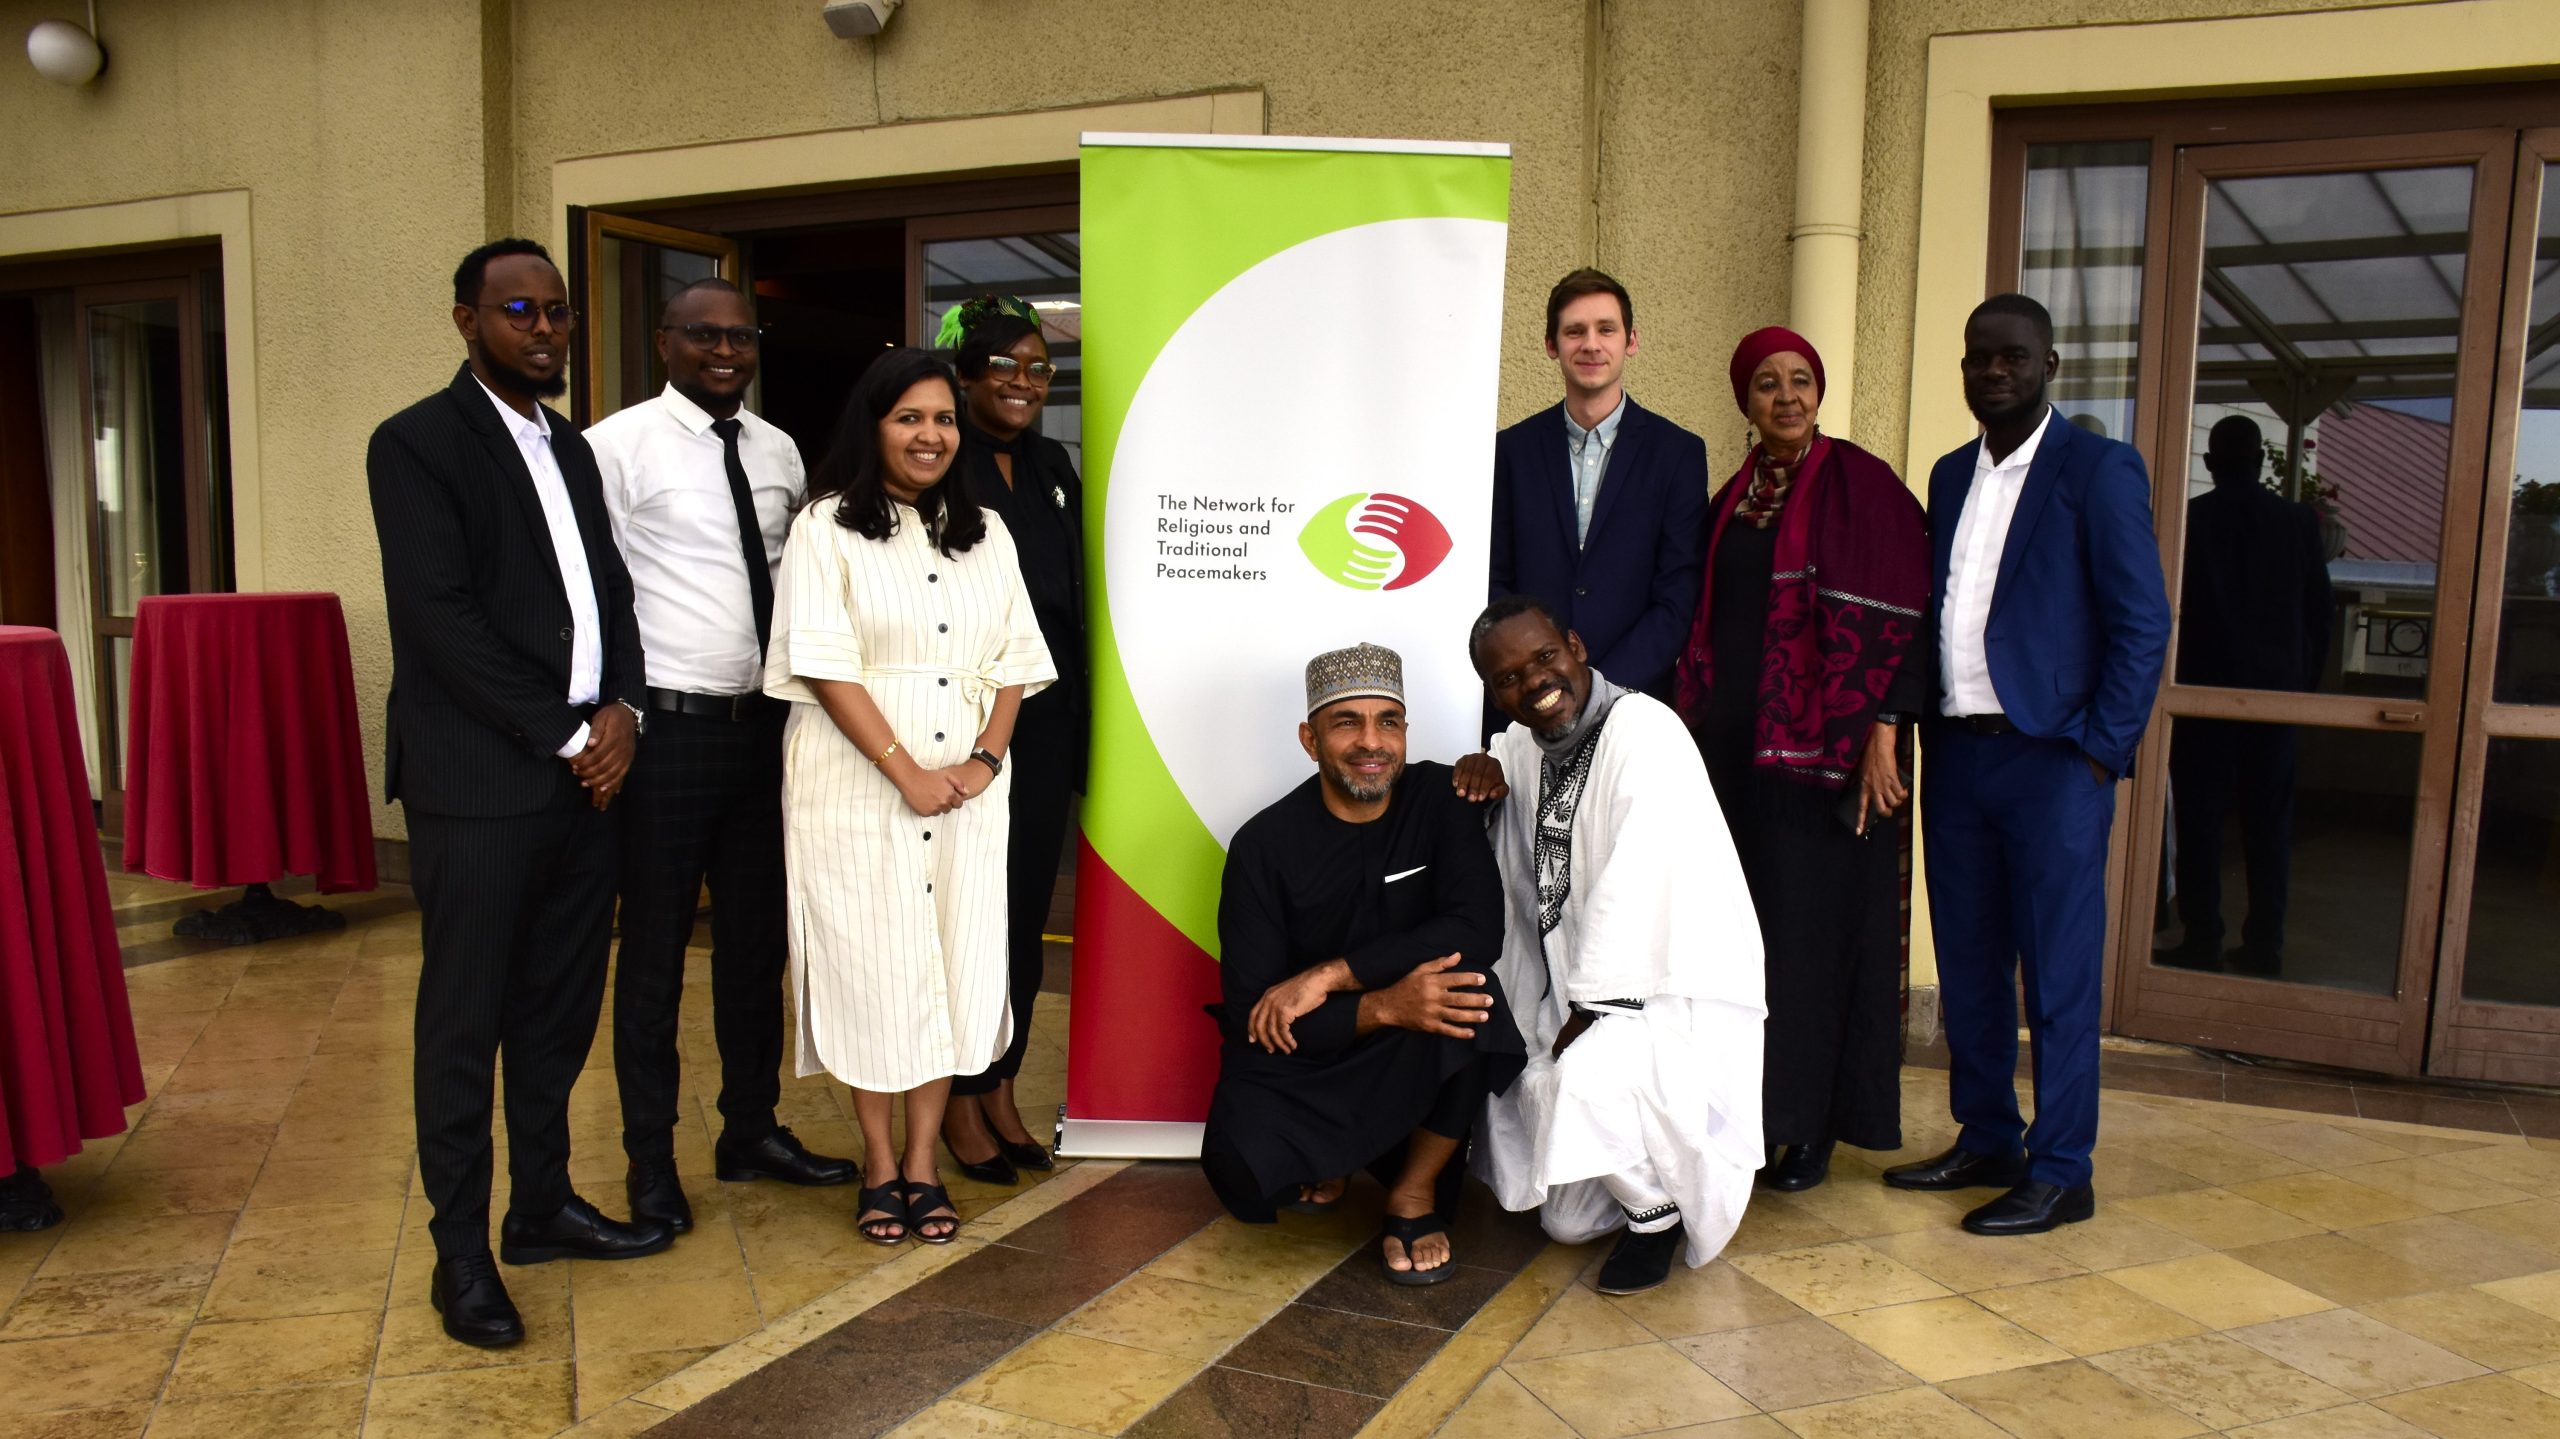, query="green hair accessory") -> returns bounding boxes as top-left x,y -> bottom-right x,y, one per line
934,293 -> 1042,350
